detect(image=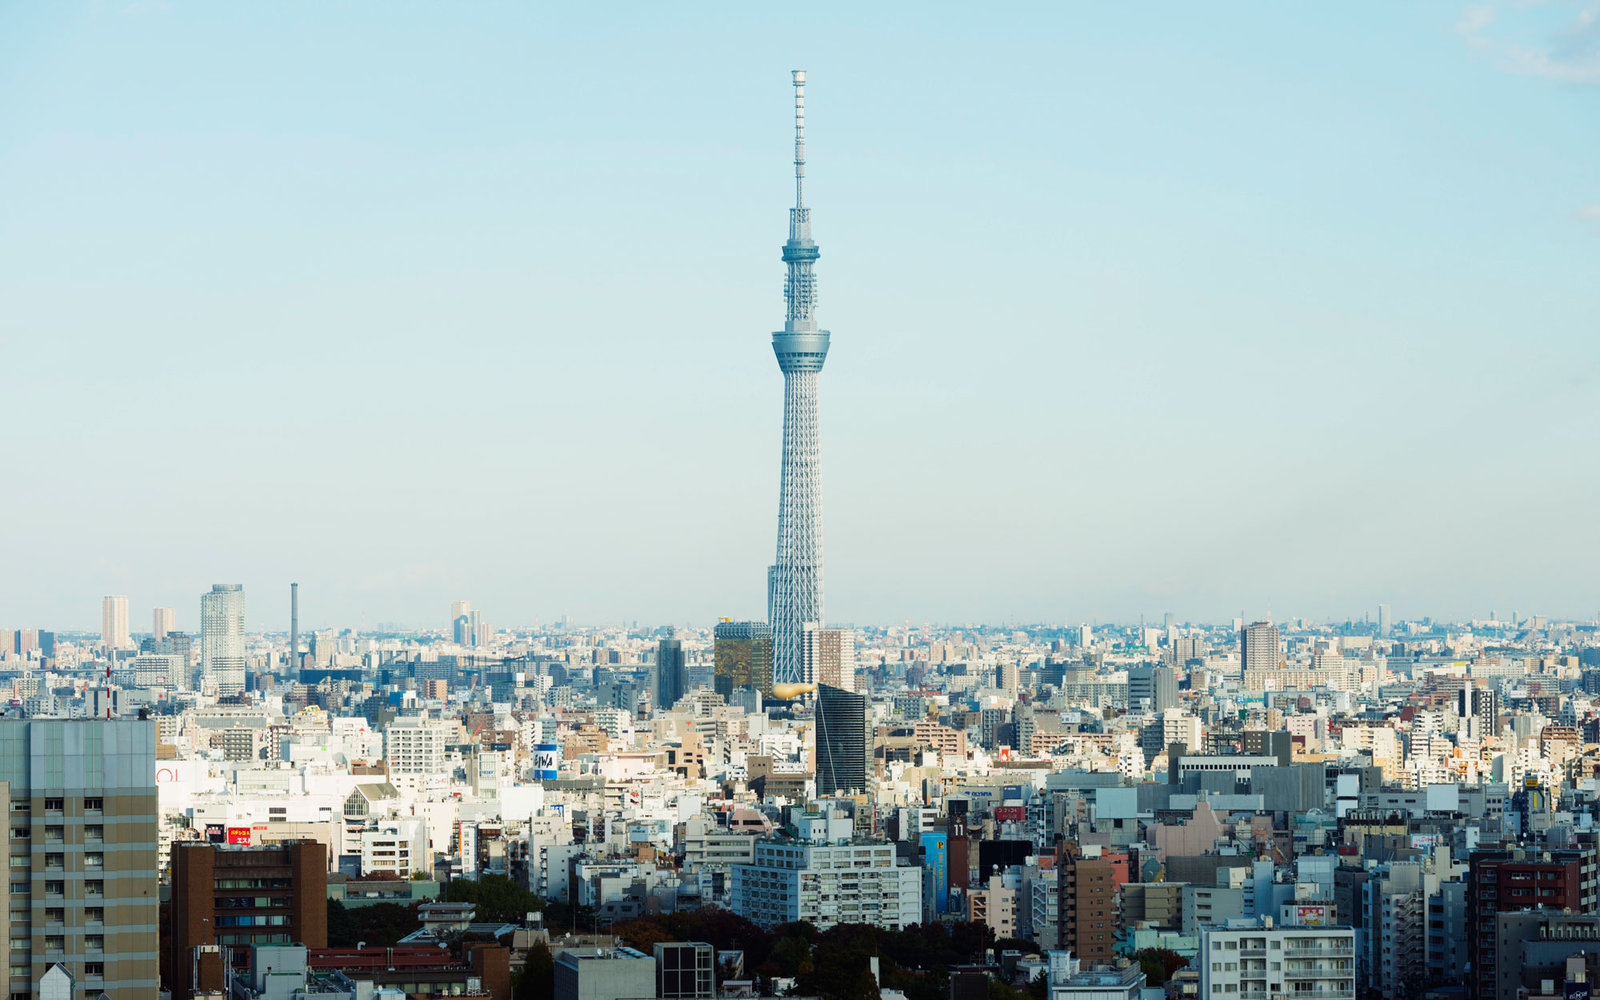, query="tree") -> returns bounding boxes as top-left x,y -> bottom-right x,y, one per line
1131,948 -> 1189,987
443,873 -> 544,923
514,943 -> 555,1000
325,899 -> 423,947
